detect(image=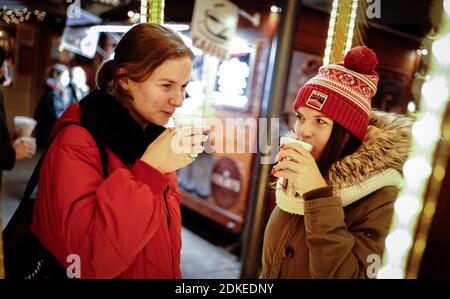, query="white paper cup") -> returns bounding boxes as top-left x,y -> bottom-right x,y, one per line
280,136 -> 313,152
173,114 -> 206,129
278,137 -> 313,189
14,116 -> 37,137
172,114 -> 208,158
